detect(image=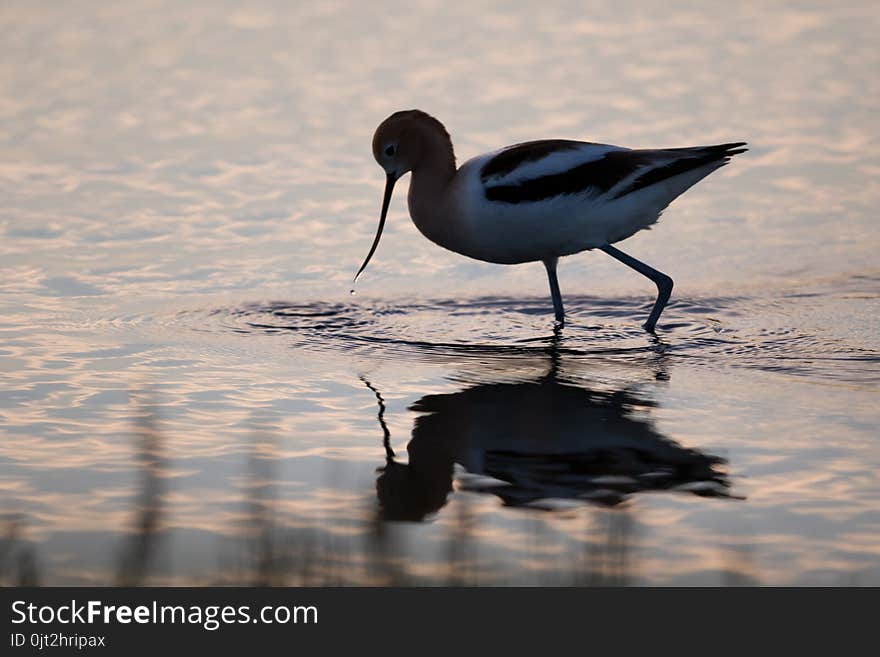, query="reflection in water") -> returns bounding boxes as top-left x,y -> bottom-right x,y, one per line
237,418 -> 282,586
0,514 -> 40,586
581,510 -> 636,587
224,416 -> 324,586
115,396 -> 165,586
209,359 -> 710,586
361,376 -> 395,461
373,352 -> 738,522
720,543 -> 761,587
